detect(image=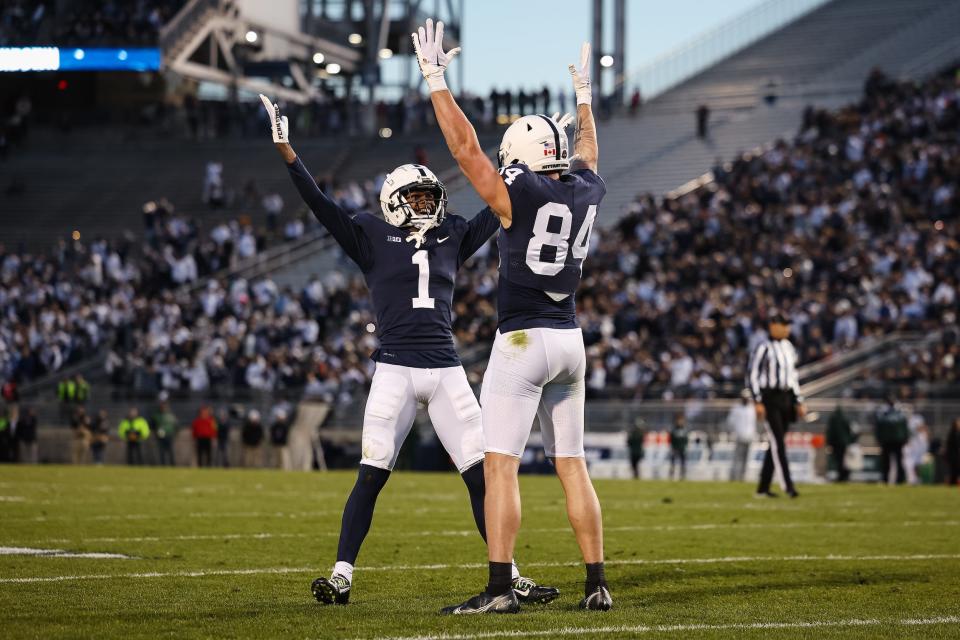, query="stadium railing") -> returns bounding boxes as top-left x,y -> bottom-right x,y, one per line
624,0 -> 832,101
